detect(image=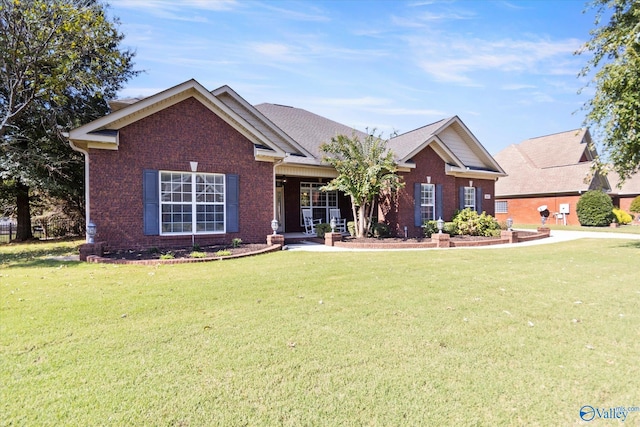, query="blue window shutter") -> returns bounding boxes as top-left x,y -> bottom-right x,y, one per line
414,183 -> 422,226
143,169 -> 159,235
436,184 -> 443,219
226,174 -> 239,232
459,186 -> 465,211
476,187 -> 483,213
